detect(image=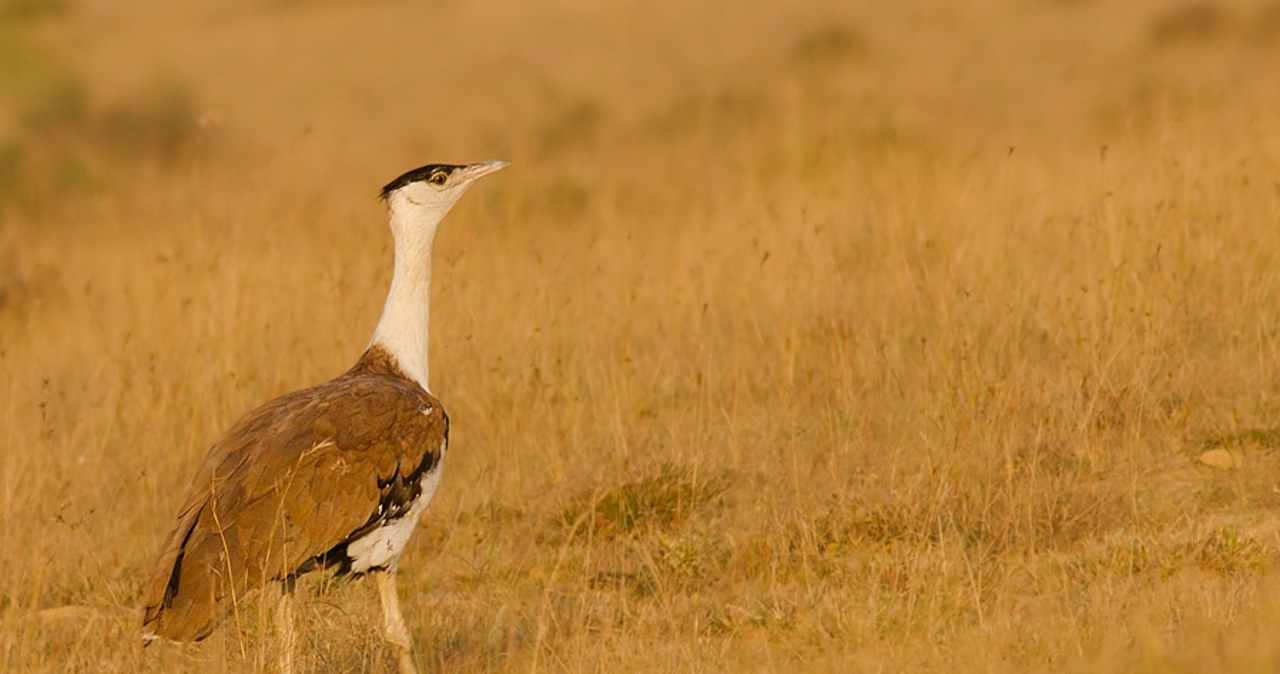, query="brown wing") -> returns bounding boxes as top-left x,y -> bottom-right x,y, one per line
140,370 -> 447,642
